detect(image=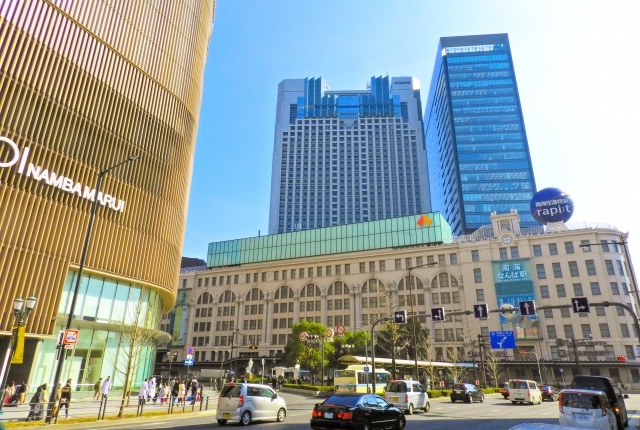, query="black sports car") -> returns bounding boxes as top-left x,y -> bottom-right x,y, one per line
311,393 -> 406,430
